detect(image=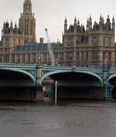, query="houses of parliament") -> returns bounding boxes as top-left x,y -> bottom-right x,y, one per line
0,0 -> 116,67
